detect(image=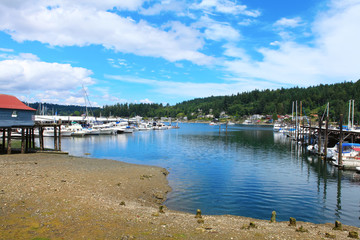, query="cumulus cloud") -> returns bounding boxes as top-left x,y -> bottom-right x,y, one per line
274,17 -> 303,28
0,0 -> 213,65
140,98 -> 153,104
0,53 -> 95,104
0,48 -> 14,52
106,75 -> 272,99
223,0 -> 360,87
191,0 -> 260,17
140,0 -> 186,16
